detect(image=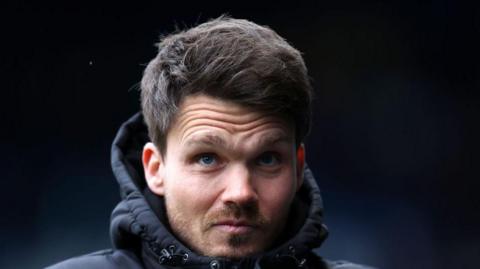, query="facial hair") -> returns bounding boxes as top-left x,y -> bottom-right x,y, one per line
166,198 -> 272,258
205,202 -> 268,247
